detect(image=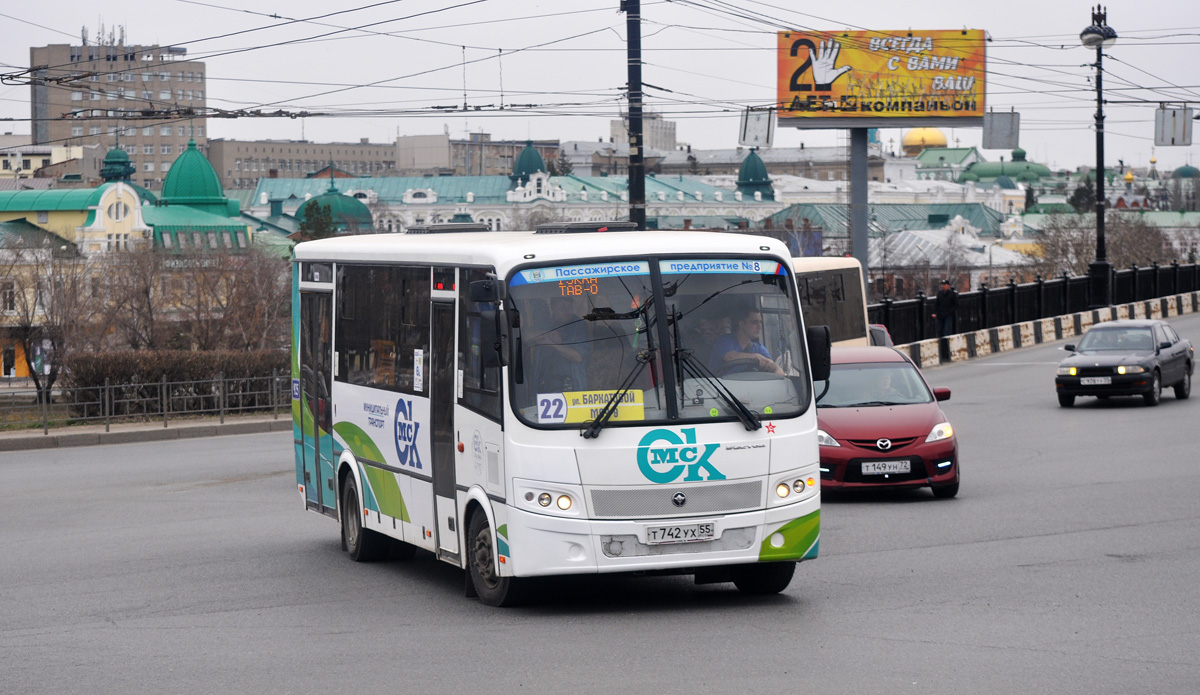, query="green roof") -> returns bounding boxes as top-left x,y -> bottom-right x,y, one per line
916,147 -> 978,167
764,202 -> 1031,239
511,140 -> 546,184
161,140 -> 226,204
0,219 -> 76,250
142,204 -> 250,232
0,187 -> 104,212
